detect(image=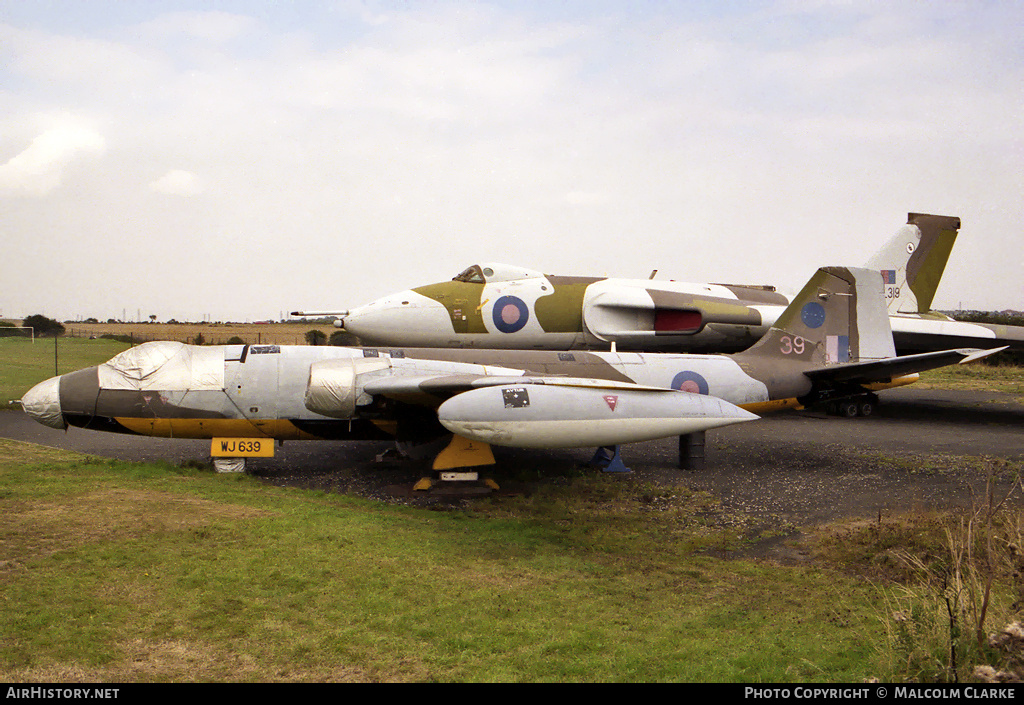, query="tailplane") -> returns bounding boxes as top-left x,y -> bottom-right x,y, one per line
734,265 -> 1004,405
735,266 -> 895,368
864,213 -> 960,314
